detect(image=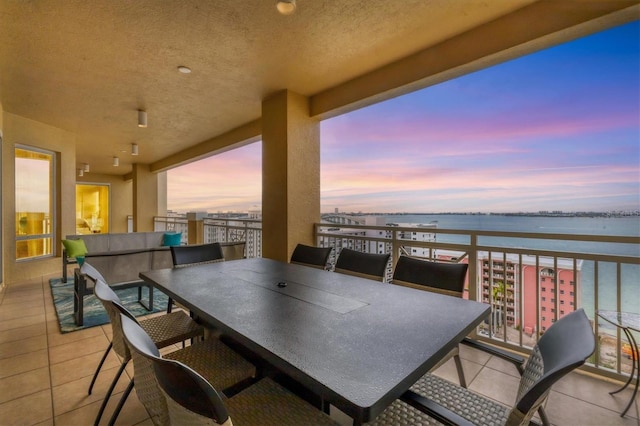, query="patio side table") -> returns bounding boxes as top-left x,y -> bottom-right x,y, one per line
597,309 -> 640,417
